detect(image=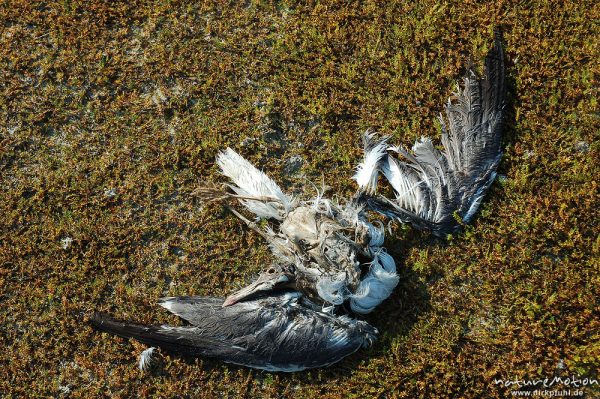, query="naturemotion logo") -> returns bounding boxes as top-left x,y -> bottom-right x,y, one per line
493,376 -> 598,389
494,375 -> 598,398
